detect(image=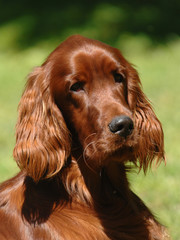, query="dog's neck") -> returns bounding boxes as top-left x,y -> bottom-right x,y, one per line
62,151 -> 131,206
